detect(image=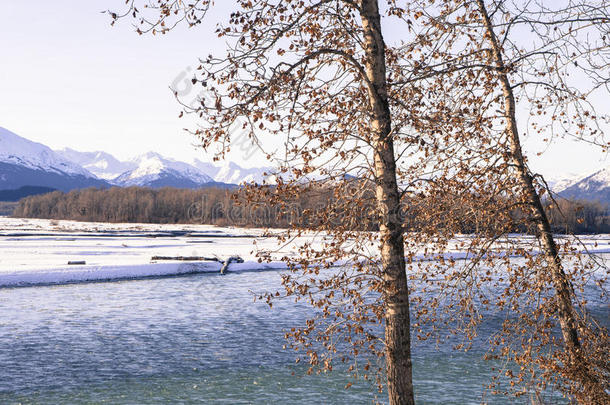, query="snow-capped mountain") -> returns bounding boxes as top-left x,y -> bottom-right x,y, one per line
4,125 -> 610,205
192,159 -> 270,185
0,127 -> 109,192
56,148 -> 271,188
113,152 -> 214,188
191,159 -> 221,179
0,127 -> 91,177
57,148 -> 136,180
0,126 -> 334,195
559,167 -> 610,203
544,172 -> 580,193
